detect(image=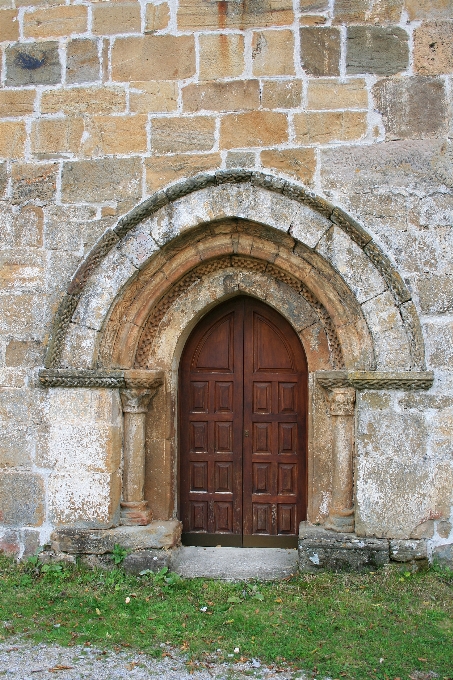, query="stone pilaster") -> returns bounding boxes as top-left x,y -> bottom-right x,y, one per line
119,370 -> 163,526
324,386 -> 356,533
